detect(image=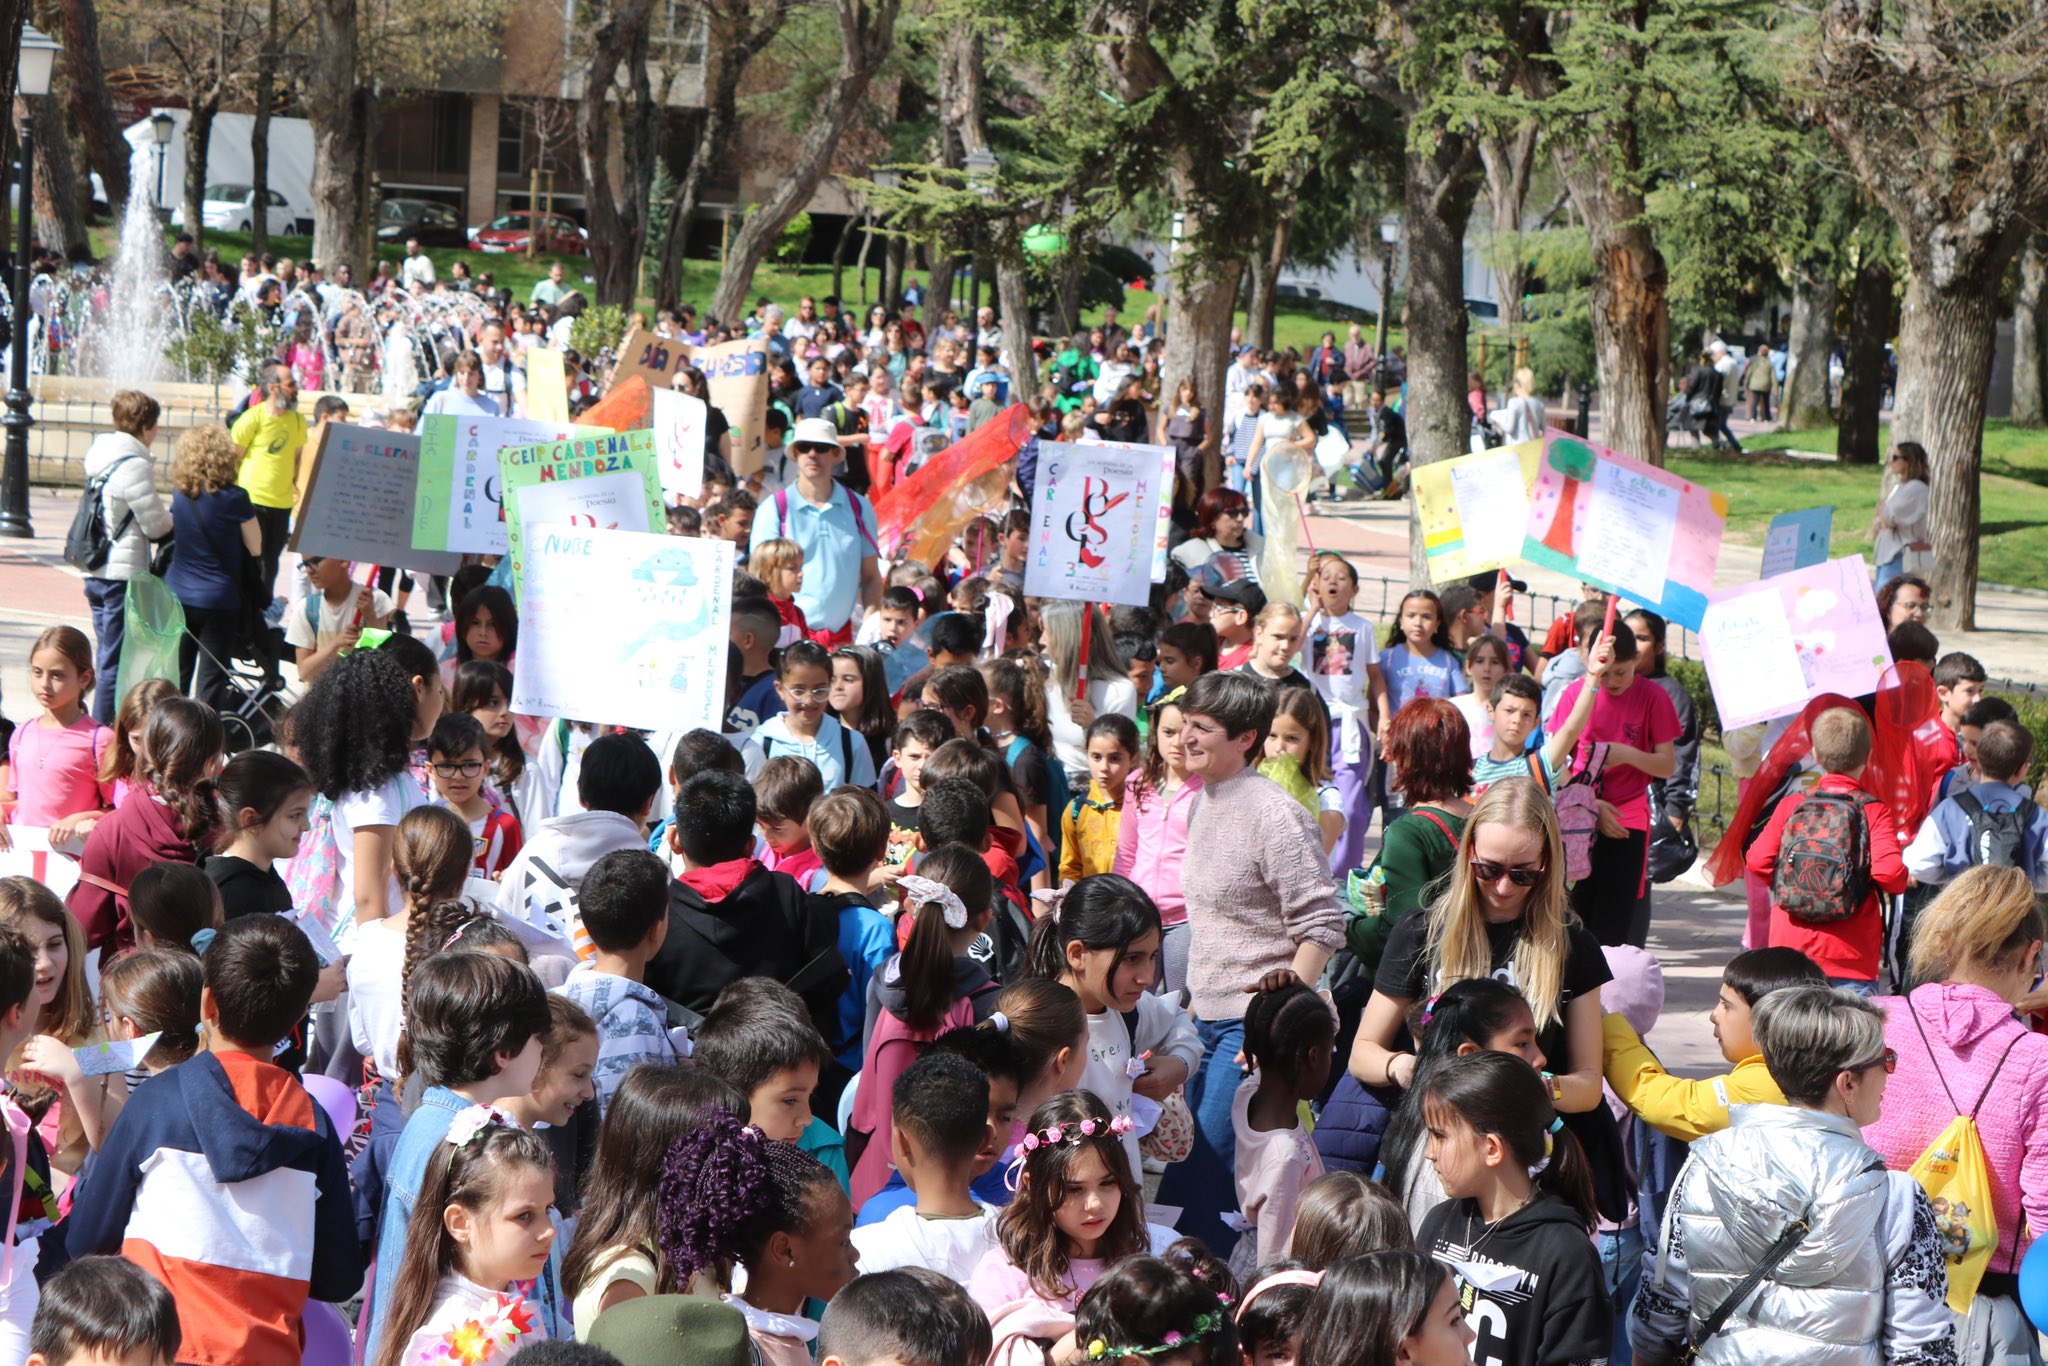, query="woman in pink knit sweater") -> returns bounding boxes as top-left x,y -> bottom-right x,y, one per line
1862,865 -> 2048,1360
1152,671 -> 1345,1262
